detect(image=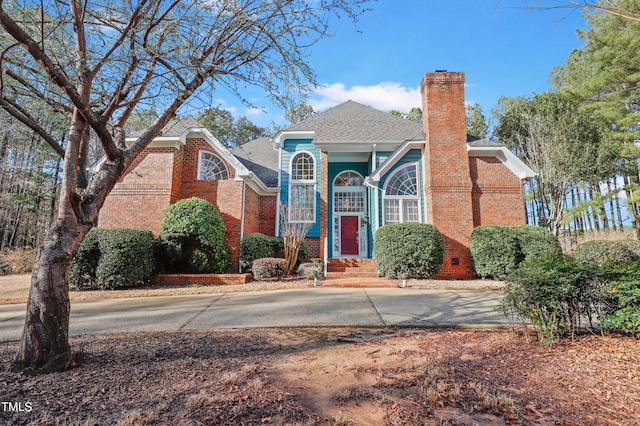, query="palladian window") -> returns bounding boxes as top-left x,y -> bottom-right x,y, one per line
289,152 -> 316,222
198,151 -> 229,180
383,163 -> 421,224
